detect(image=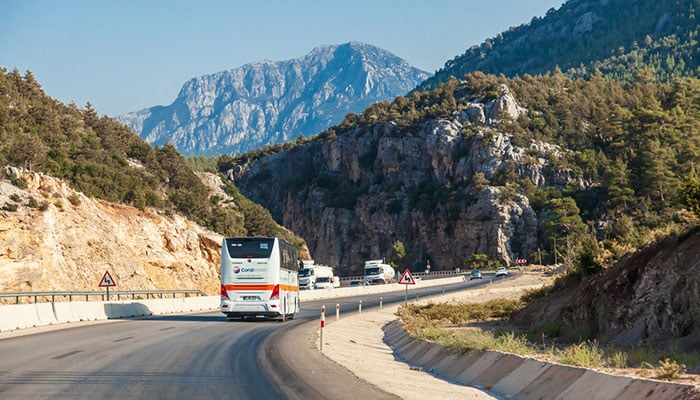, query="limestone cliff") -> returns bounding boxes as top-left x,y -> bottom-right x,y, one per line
0,168 -> 223,296
228,85 -> 571,275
